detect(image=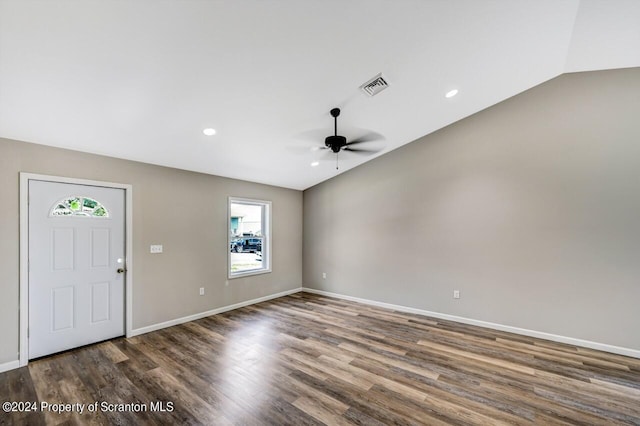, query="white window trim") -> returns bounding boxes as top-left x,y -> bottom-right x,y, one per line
228,197 -> 272,279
